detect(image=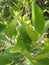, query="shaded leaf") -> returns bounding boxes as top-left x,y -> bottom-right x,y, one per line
0,22 -> 6,32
